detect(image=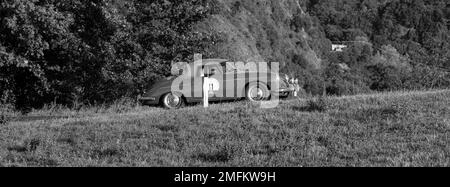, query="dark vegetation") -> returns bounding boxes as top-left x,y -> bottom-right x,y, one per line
1,0 -> 449,112
307,0 -> 450,95
0,111 -> 7,124
0,0 -> 217,111
292,96 -> 329,112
